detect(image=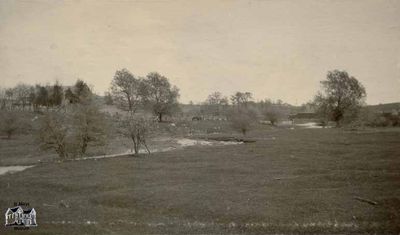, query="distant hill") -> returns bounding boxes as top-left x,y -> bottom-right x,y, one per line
366,102 -> 400,113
